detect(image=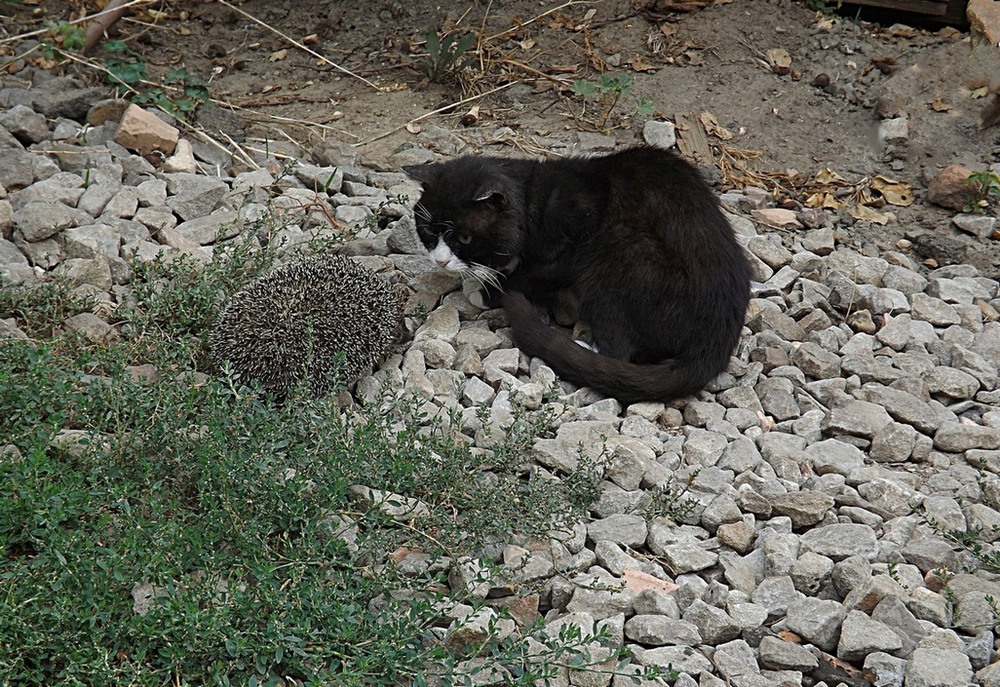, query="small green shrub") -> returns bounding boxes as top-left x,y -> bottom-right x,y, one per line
964,170 -> 1000,214
103,41 -> 210,121
572,73 -> 654,131
39,20 -> 85,60
420,31 -> 476,83
0,277 -> 95,338
0,227 -> 616,683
